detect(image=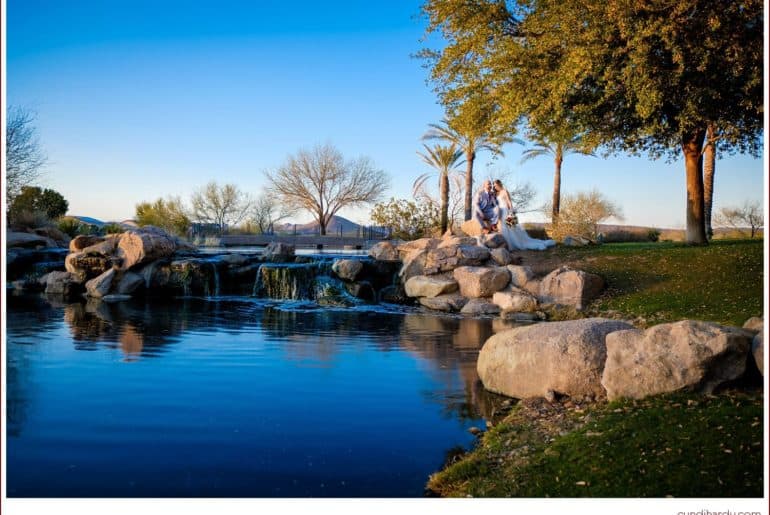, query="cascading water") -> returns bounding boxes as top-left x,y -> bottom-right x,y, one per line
252,260 -> 357,305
